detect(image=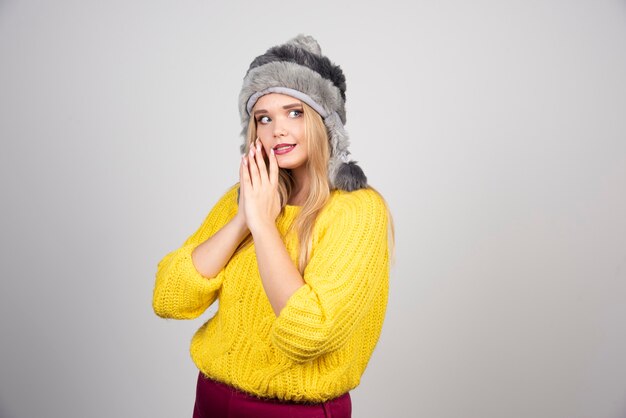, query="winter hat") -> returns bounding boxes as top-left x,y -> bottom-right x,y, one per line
239,34 -> 367,191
